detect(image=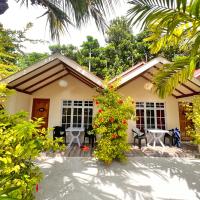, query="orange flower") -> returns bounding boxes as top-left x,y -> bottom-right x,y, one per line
122,119 -> 127,125
98,109 -> 103,113
96,101 -> 99,105
109,117 -> 115,123
111,133 -> 118,139
100,118 -> 104,122
118,99 -> 123,104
